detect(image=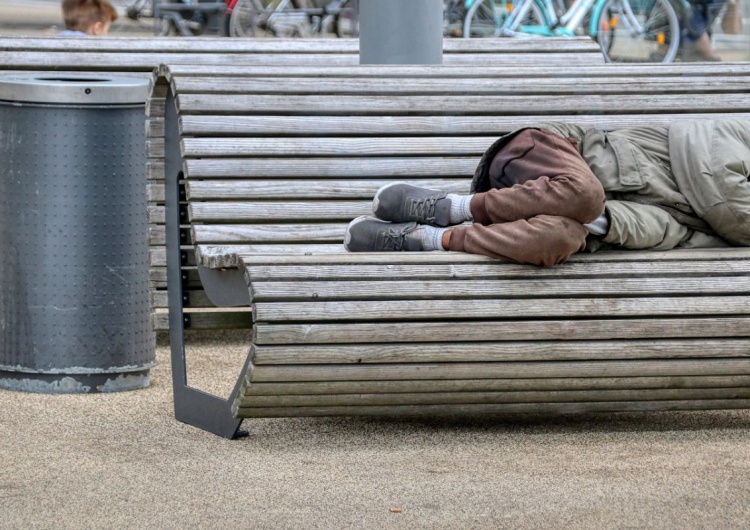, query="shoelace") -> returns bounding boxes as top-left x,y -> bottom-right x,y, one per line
407,196 -> 439,223
382,225 -> 417,251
